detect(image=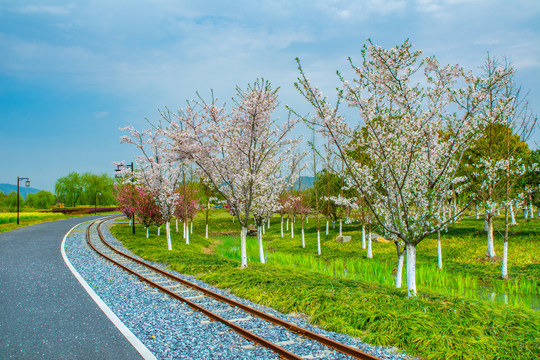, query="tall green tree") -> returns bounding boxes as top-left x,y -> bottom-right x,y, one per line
26,190 -> 56,209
